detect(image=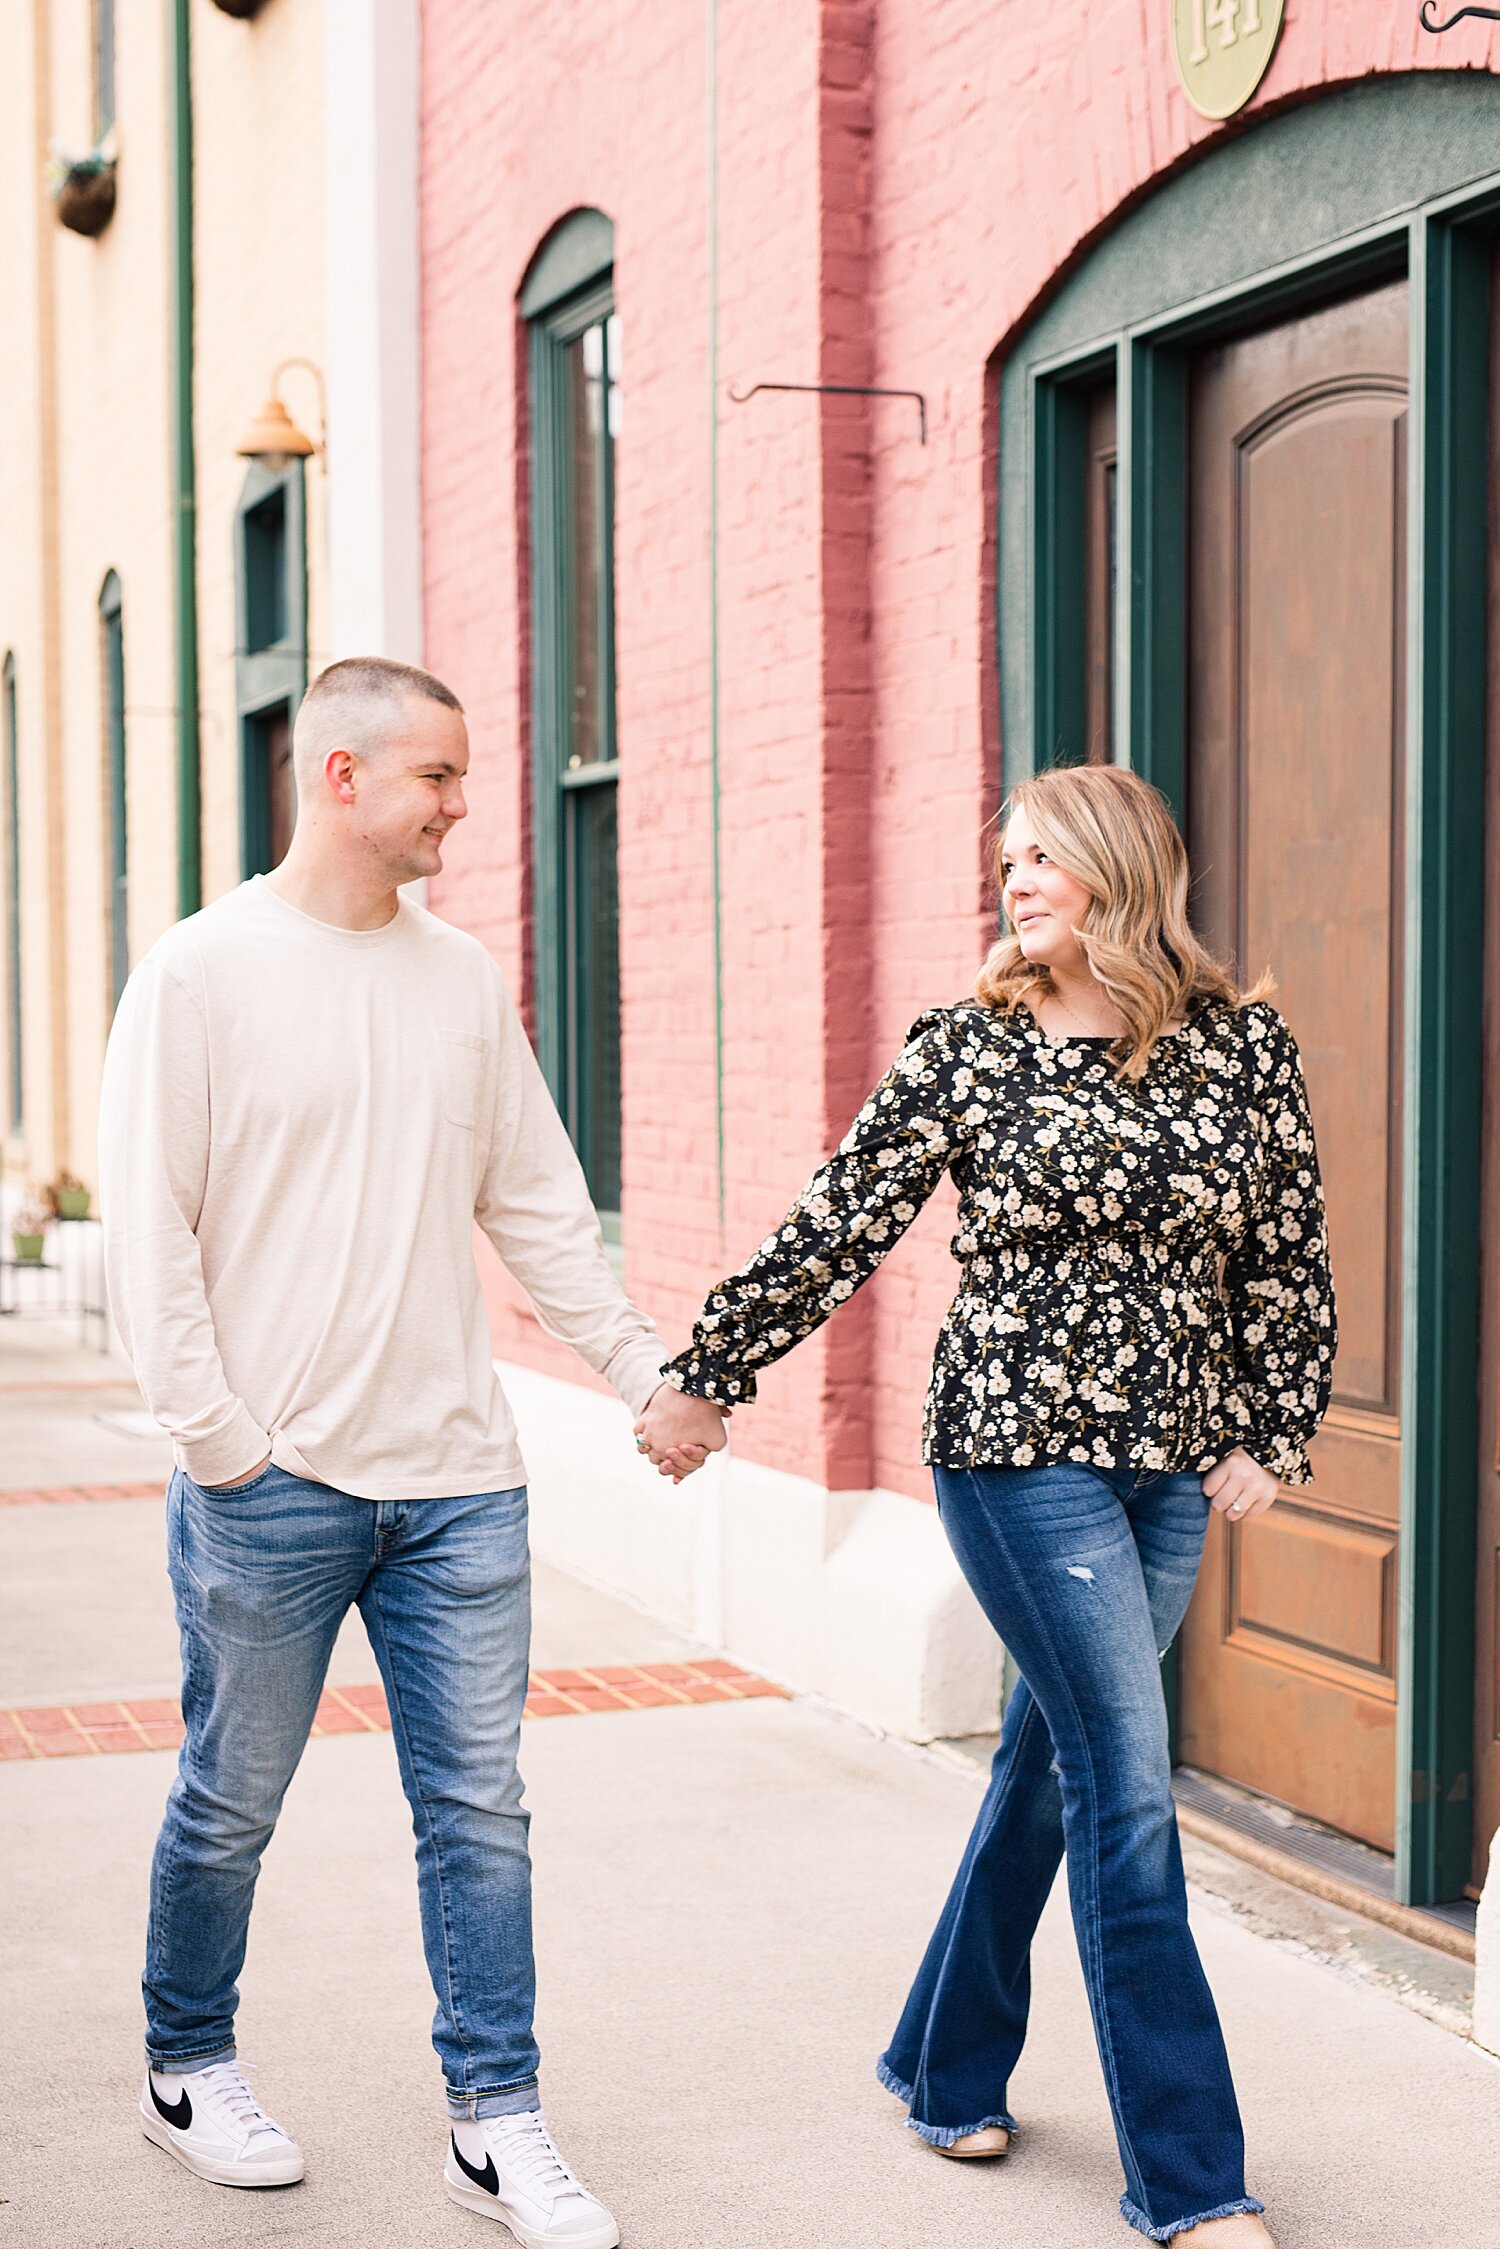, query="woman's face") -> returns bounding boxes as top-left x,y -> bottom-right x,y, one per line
1000,804 -> 1093,970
